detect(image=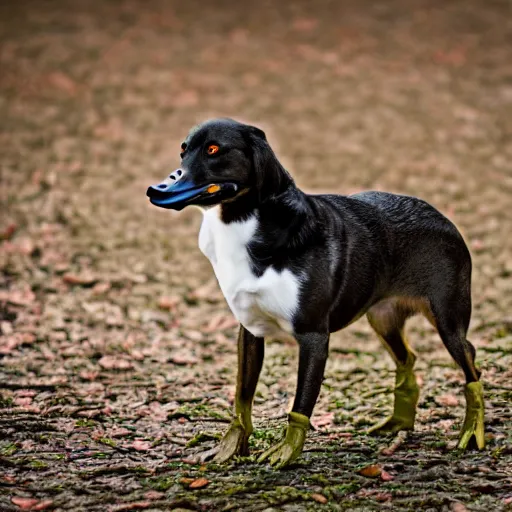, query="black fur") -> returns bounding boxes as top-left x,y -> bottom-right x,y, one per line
153,117 -> 480,420
178,120 -> 470,333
